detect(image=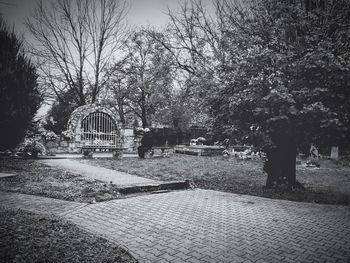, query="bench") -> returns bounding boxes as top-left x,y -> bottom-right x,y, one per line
81,146 -> 127,159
